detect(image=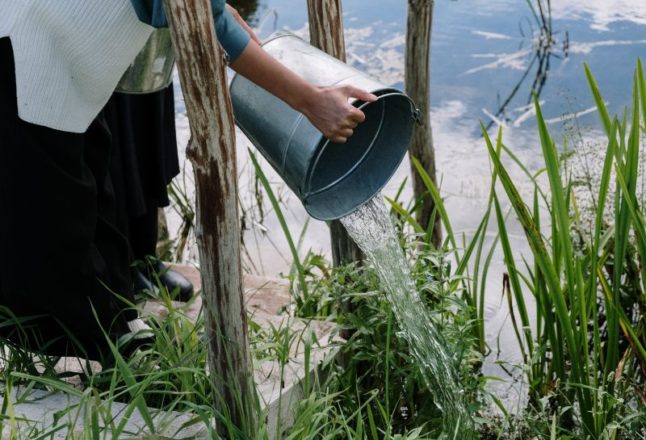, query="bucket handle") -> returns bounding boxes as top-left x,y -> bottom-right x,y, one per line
303,92 -> 419,199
